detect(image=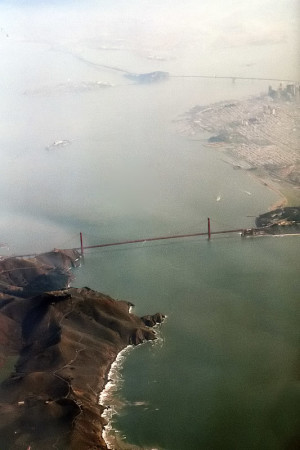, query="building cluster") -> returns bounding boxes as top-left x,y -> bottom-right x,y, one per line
177,90 -> 300,186
268,83 -> 300,102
